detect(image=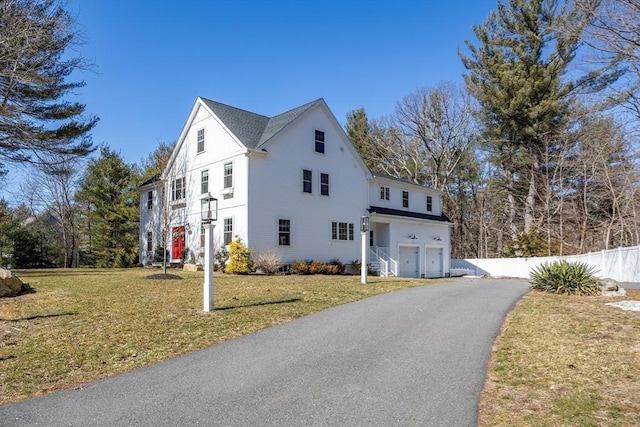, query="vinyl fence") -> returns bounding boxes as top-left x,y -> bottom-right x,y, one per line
451,245 -> 640,283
